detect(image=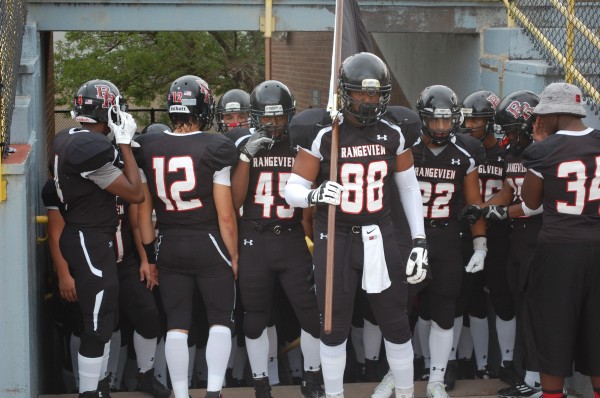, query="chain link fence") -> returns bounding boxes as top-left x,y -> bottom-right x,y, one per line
0,0 -> 28,157
507,0 -> 599,119
54,108 -> 170,134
